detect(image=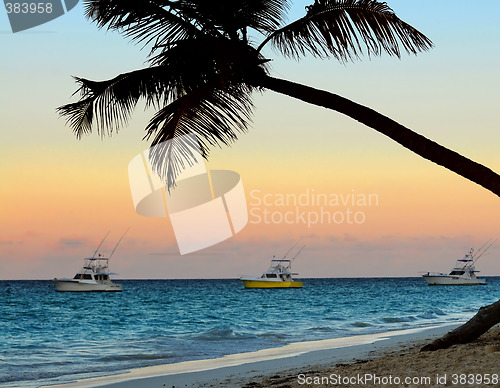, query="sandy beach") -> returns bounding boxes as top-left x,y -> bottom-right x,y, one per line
247,326 -> 500,388
46,324 -> 500,387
